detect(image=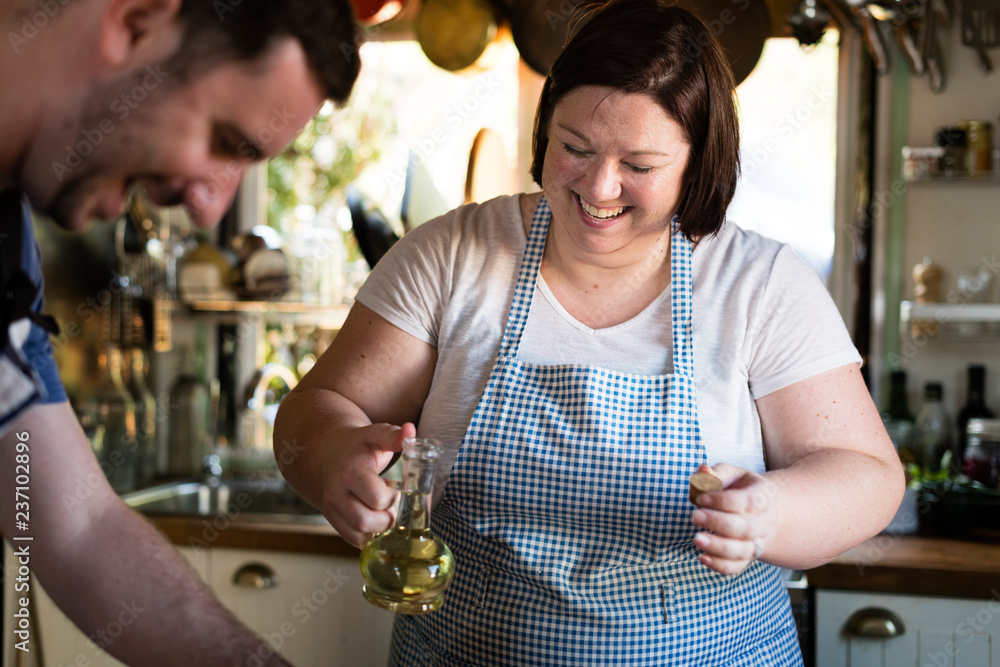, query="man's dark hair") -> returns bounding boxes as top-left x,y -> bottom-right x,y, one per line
530,0 -> 740,241
172,0 -> 361,104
